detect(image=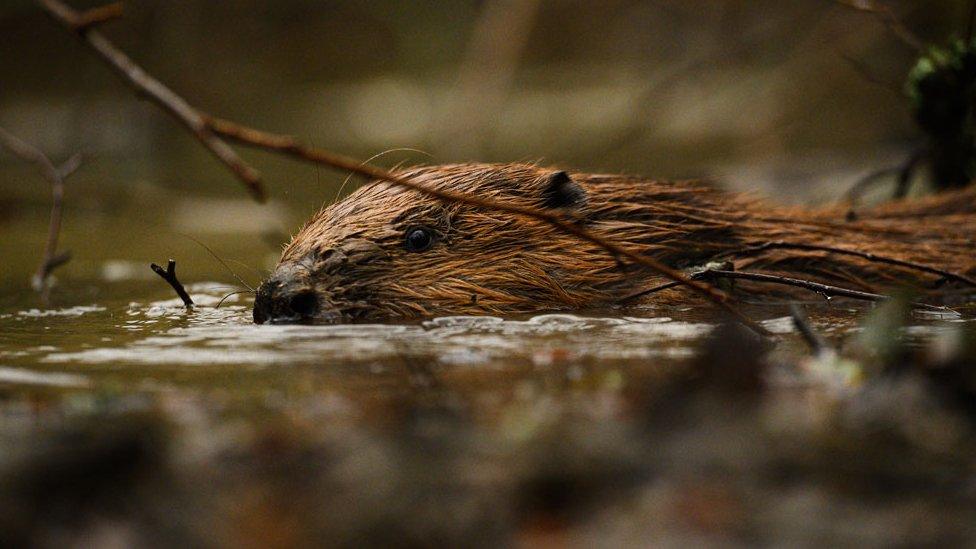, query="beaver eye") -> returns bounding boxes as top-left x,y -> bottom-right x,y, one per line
404,227 -> 434,252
